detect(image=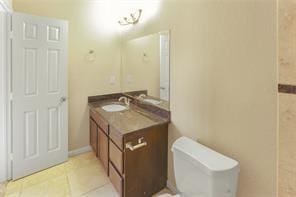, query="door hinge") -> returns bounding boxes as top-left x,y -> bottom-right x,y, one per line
9,153 -> 13,161
9,93 -> 13,101
9,31 -> 13,39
